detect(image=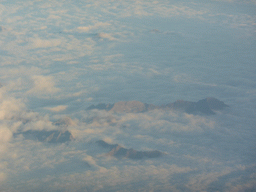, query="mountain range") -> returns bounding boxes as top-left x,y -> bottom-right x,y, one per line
96,140 -> 164,160
14,98 -> 228,145
88,97 -> 229,115
14,130 -> 74,143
